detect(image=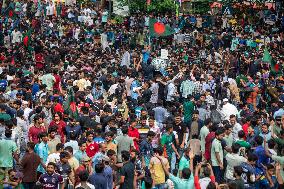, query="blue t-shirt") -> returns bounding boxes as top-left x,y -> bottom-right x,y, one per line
0,79 -> 8,90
